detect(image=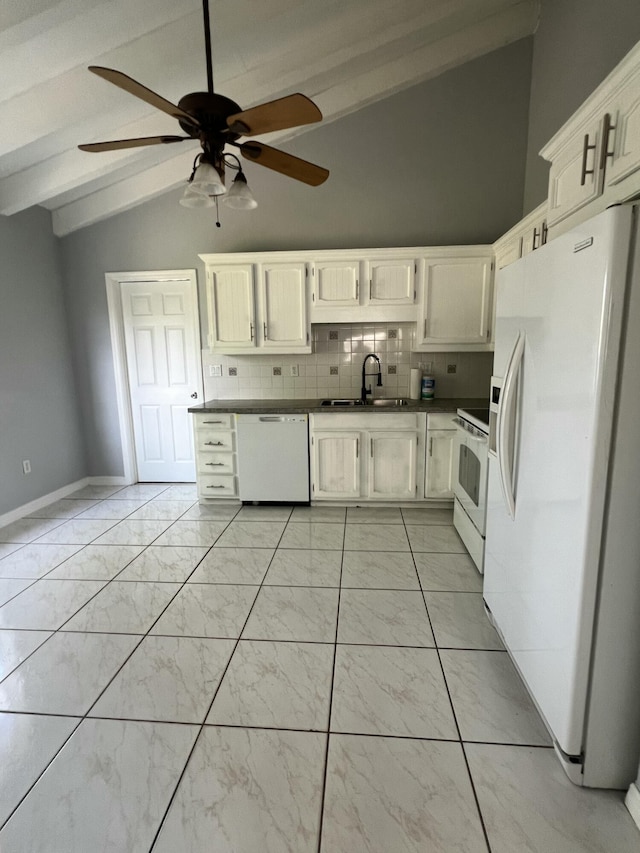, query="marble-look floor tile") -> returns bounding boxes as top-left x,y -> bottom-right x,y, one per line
321,735 -> 487,853
440,650 -> 551,745
344,523 -> 409,552
290,506 -> 346,523
0,713 -> 79,826
68,485 -> 123,499
208,640 -> 334,730
415,552 -> 482,591
331,645 -> 456,738
47,545 -> 144,580
0,632 -> 139,715
0,580 -> 106,630
35,518 -> 119,545
341,551 -> 419,589
151,584 -> 258,638
156,483 -> 198,501
0,543 -> 83,579
346,507 -> 403,524
152,520 -> 228,547
181,503 -> 239,521
235,505 -> 293,522
466,743 -> 640,853
0,718 -> 198,853
92,519 -> 173,546
264,549 -> 342,587
406,524 -> 466,553
153,727 -> 326,853
0,578 -> 33,606
0,629 -> 52,680
401,507 -> 454,525
279,522 -> 344,550
189,547 -> 273,584
338,589 -> 434,646
28,499 -> 100,519
425,592 -> 503,650
74,499 -> 148,520
117,546 -> 208,582
63,581 -> 181,634
91,635 -> 234,723
214,520 -> 287,549
0,544 -> 23,560
243,586 -> 339,642
0,517 -> 64,544
127,500 -> 195,521
111,484 -> 171,500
